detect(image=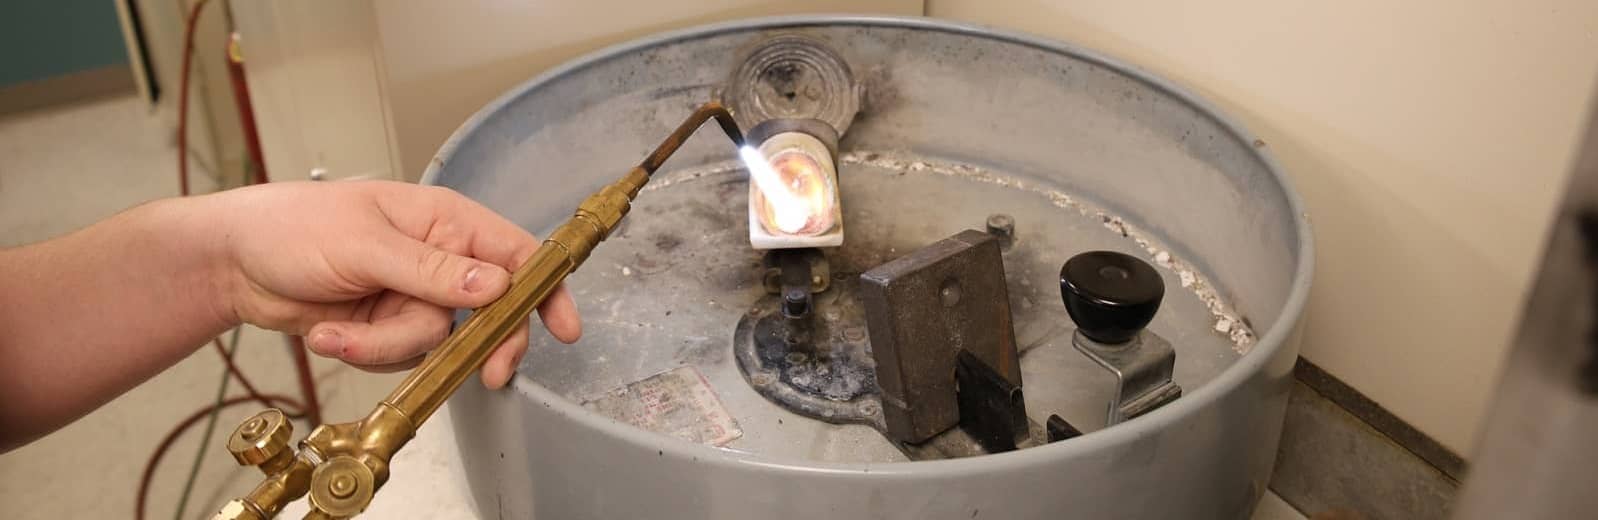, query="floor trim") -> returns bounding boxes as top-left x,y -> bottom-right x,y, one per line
0,66 -> 138,116
1293,358 -> 1467,481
